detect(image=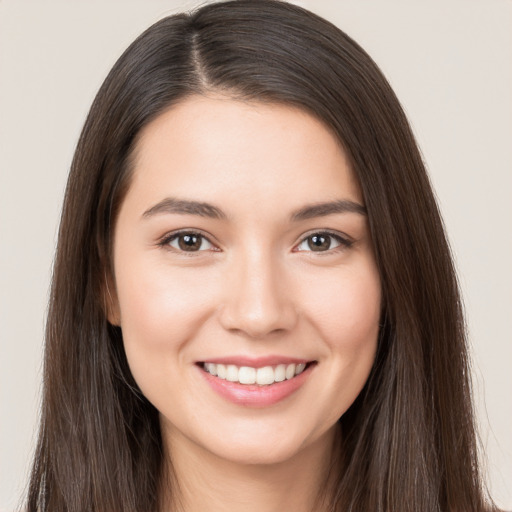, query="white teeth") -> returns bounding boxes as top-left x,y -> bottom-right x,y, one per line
285,364 -> 296,380
205,363 -> 217,376
202,361 -> 308,385
216,364 -> 227,379
238,366 -> 256,384
226,365 -> 239,382
295,363 -> 306,375
274,364 -> 286,382
256,366 -> 275,385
